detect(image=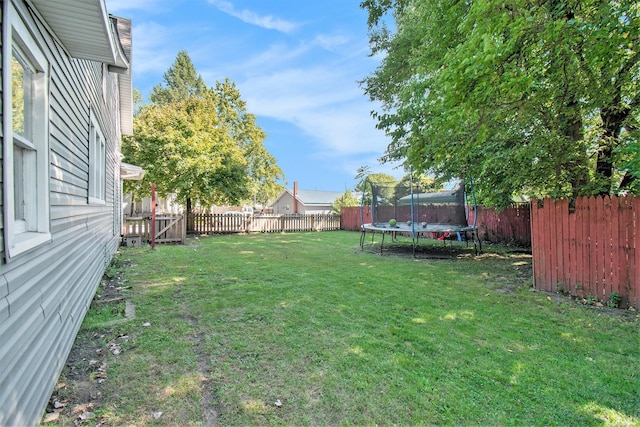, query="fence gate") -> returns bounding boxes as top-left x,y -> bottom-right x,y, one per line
155,214 -> 185,244
123,214 -> 185,245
